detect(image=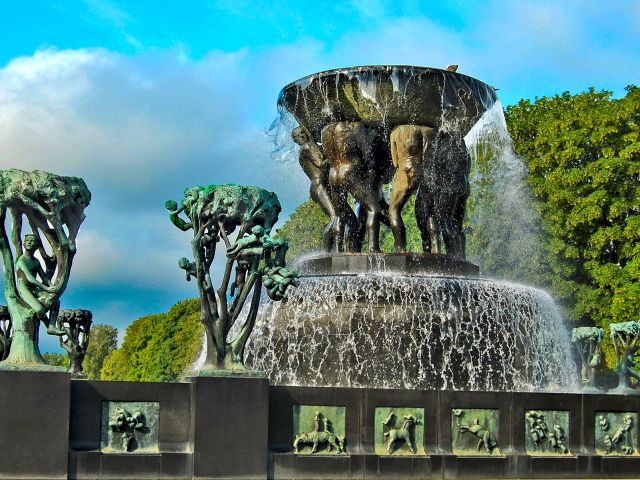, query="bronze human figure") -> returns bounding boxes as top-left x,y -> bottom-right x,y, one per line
321,120 -> 390,252
389,124 -> 437,252
292,126 -> 338,251
15,234 -> 64,336
414,132 -> 471,259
